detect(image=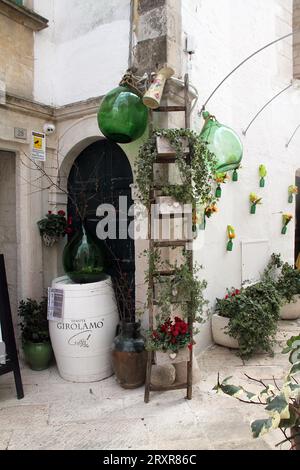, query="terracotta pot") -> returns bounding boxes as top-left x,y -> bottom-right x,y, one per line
211,314 -> 239,349
280,296 -> 300,320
